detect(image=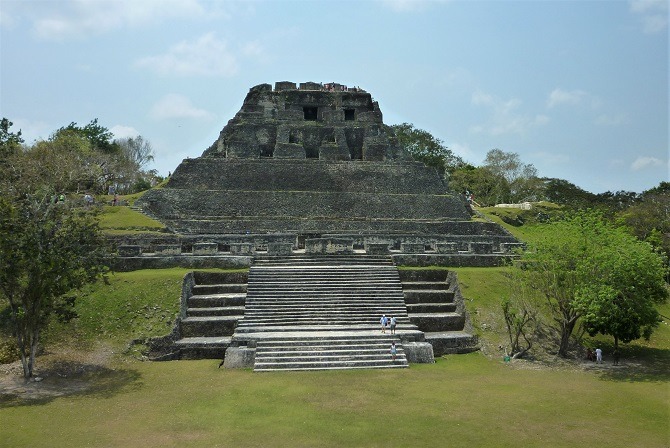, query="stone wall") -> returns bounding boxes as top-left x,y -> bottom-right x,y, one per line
202,82 -> 403,161
163,159 -> 447,195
